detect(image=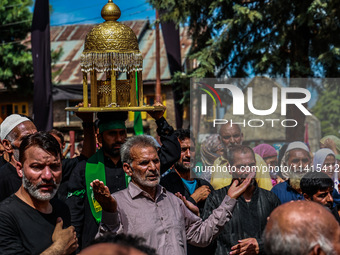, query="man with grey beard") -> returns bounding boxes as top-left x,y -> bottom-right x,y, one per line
0,114 -> 37,201
0,132 -> 78,255
271,141 -> 311,204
